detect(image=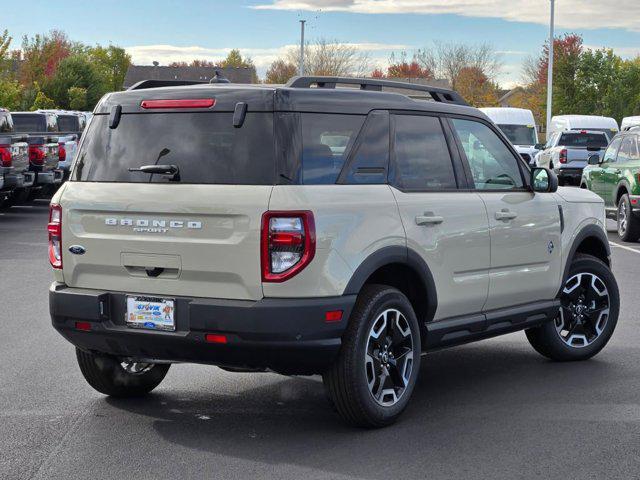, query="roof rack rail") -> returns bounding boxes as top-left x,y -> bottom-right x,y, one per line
127,79 -> 208,91
286,76 -> 469,106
